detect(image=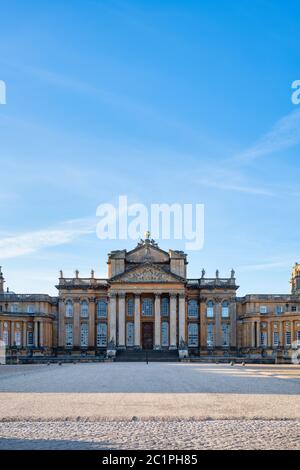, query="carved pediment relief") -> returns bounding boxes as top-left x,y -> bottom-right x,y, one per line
111,264 -> 184,283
